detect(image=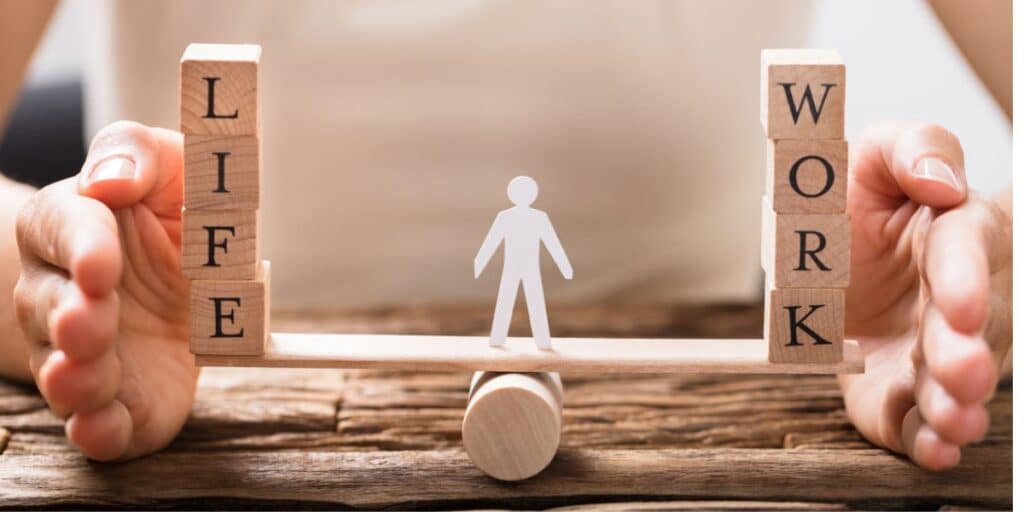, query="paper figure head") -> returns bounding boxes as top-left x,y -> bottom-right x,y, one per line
507,176 -> 538,206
